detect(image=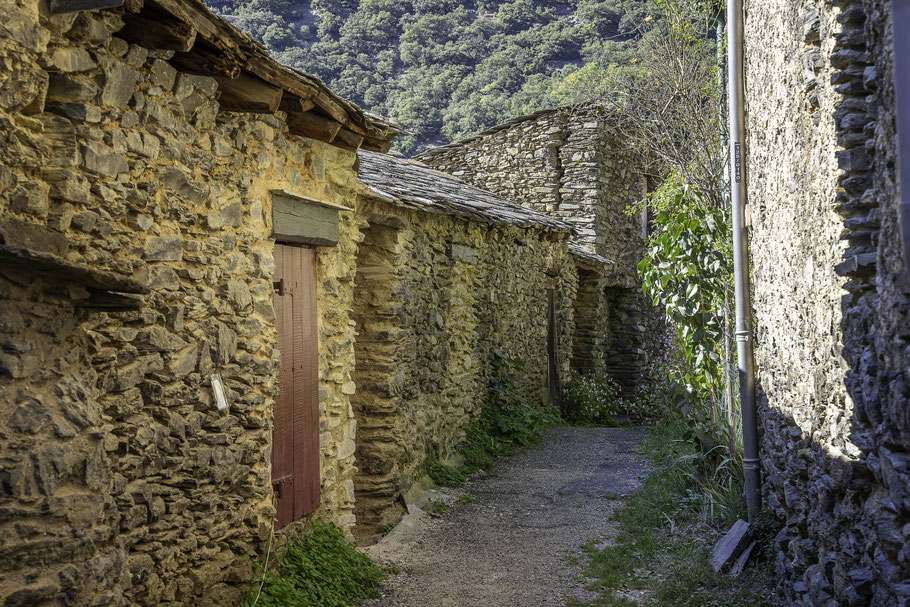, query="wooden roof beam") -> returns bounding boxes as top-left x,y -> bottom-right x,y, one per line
170,38 -> 241,79
119,1 -> 196,52
279,95 -> 315,114
287,110 -> 342,143
332,127 -> 364,151
214,70 -> 283,114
